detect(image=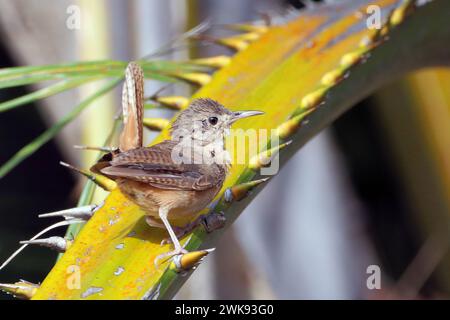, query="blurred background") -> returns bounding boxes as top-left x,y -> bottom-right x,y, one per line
0,0 -> 449,299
